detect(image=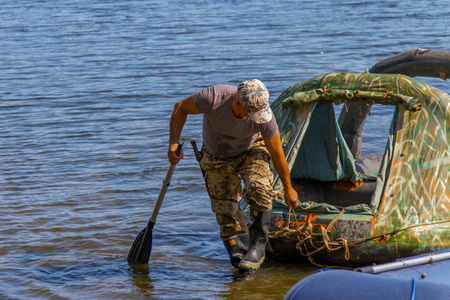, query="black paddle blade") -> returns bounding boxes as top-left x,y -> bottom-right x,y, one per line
127,222 -> 155,264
